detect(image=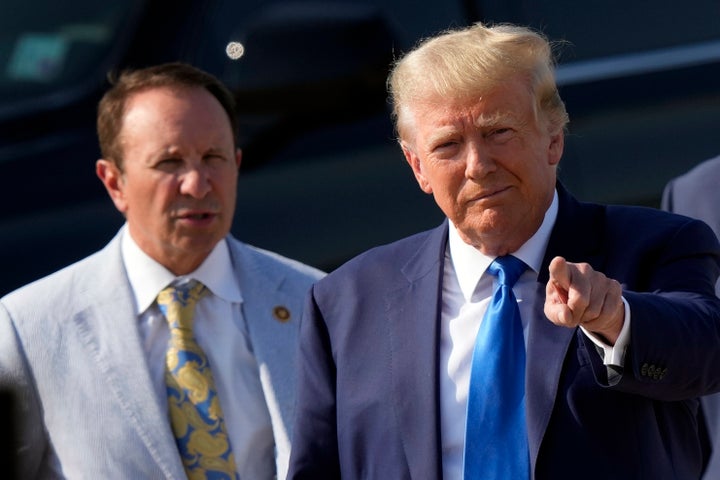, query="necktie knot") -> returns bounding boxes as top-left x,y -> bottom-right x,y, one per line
157,280 -> 208,331
488,255 -> 526,288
